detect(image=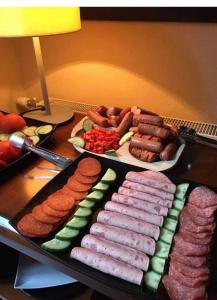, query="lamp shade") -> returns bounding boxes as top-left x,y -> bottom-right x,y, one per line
0,7 -> 81,37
